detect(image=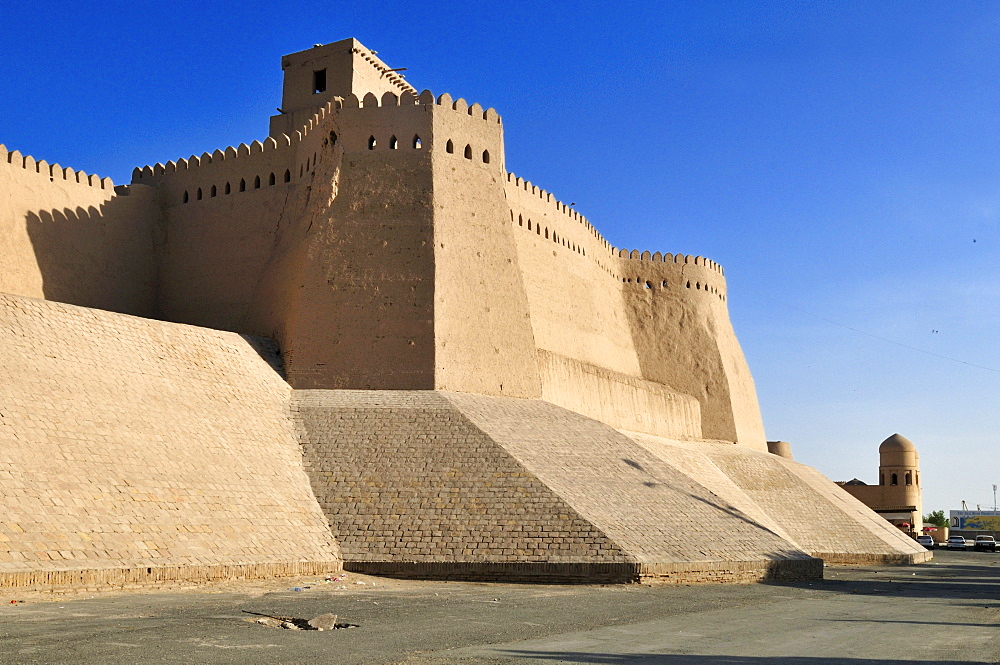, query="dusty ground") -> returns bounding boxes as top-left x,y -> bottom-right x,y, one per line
1,550 -> 997,664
